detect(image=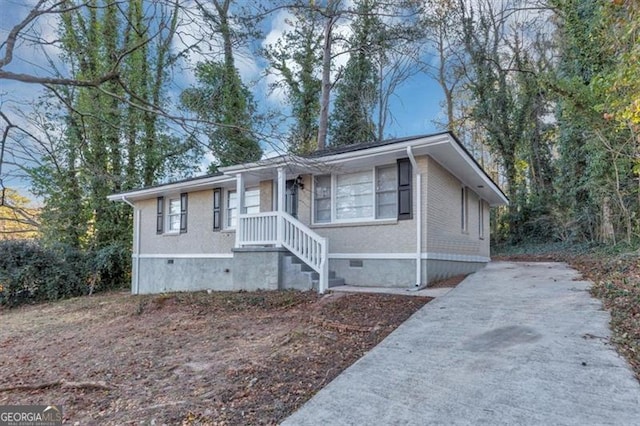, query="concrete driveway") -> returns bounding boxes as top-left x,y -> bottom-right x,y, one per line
283,261 -> 640,425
